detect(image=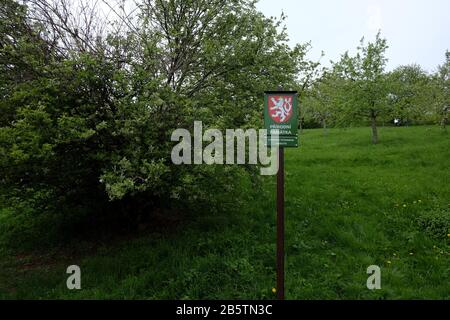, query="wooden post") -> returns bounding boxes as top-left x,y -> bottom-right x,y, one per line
276,147 -> 285,300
